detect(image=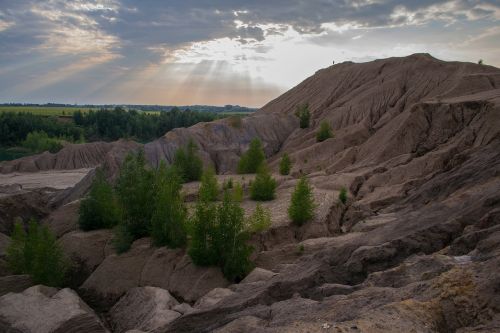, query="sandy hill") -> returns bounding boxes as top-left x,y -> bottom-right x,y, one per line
0,54 -> 499,333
